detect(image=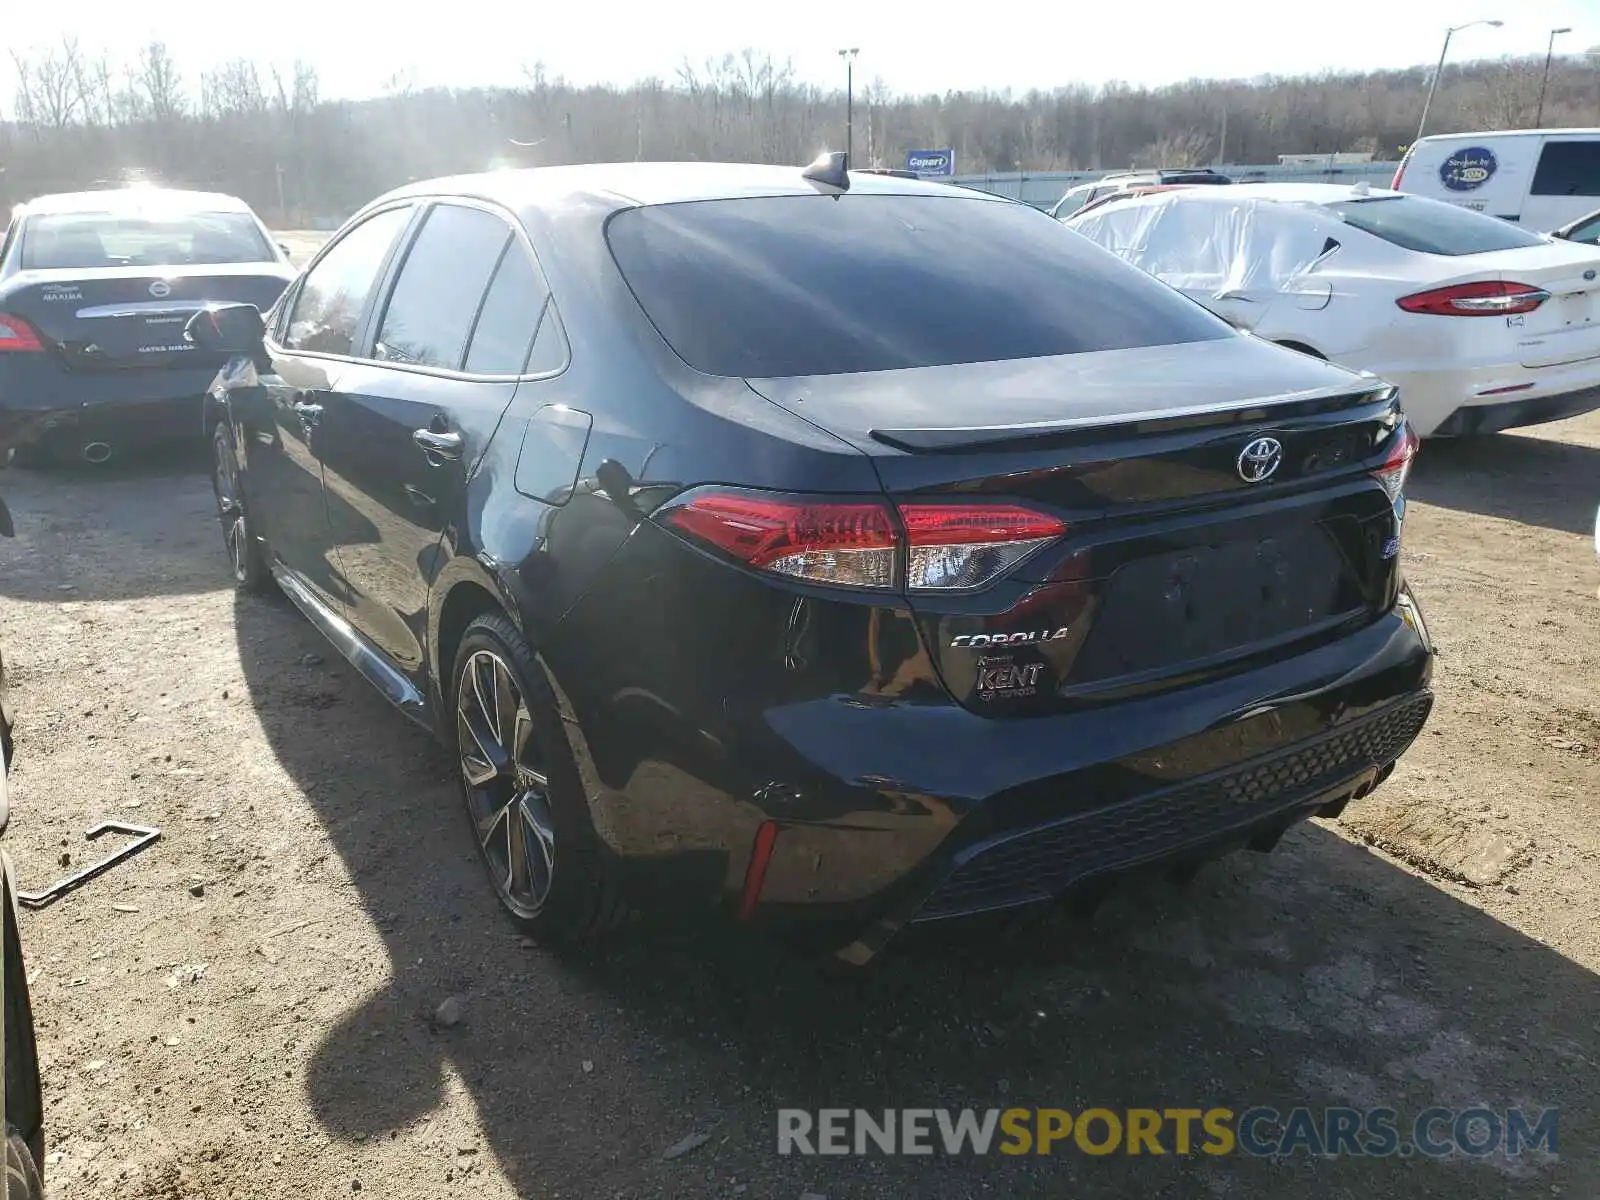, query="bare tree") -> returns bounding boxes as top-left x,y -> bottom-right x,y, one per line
9,52 -> 39,127
269,60 -> 319,118
12,39 -> 89,129
134,41 -> 186,122
202,59 -> 268,118
4,42 -> 1598,217
1138,130 -> 1212,168
1465,60 -> 1543,130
